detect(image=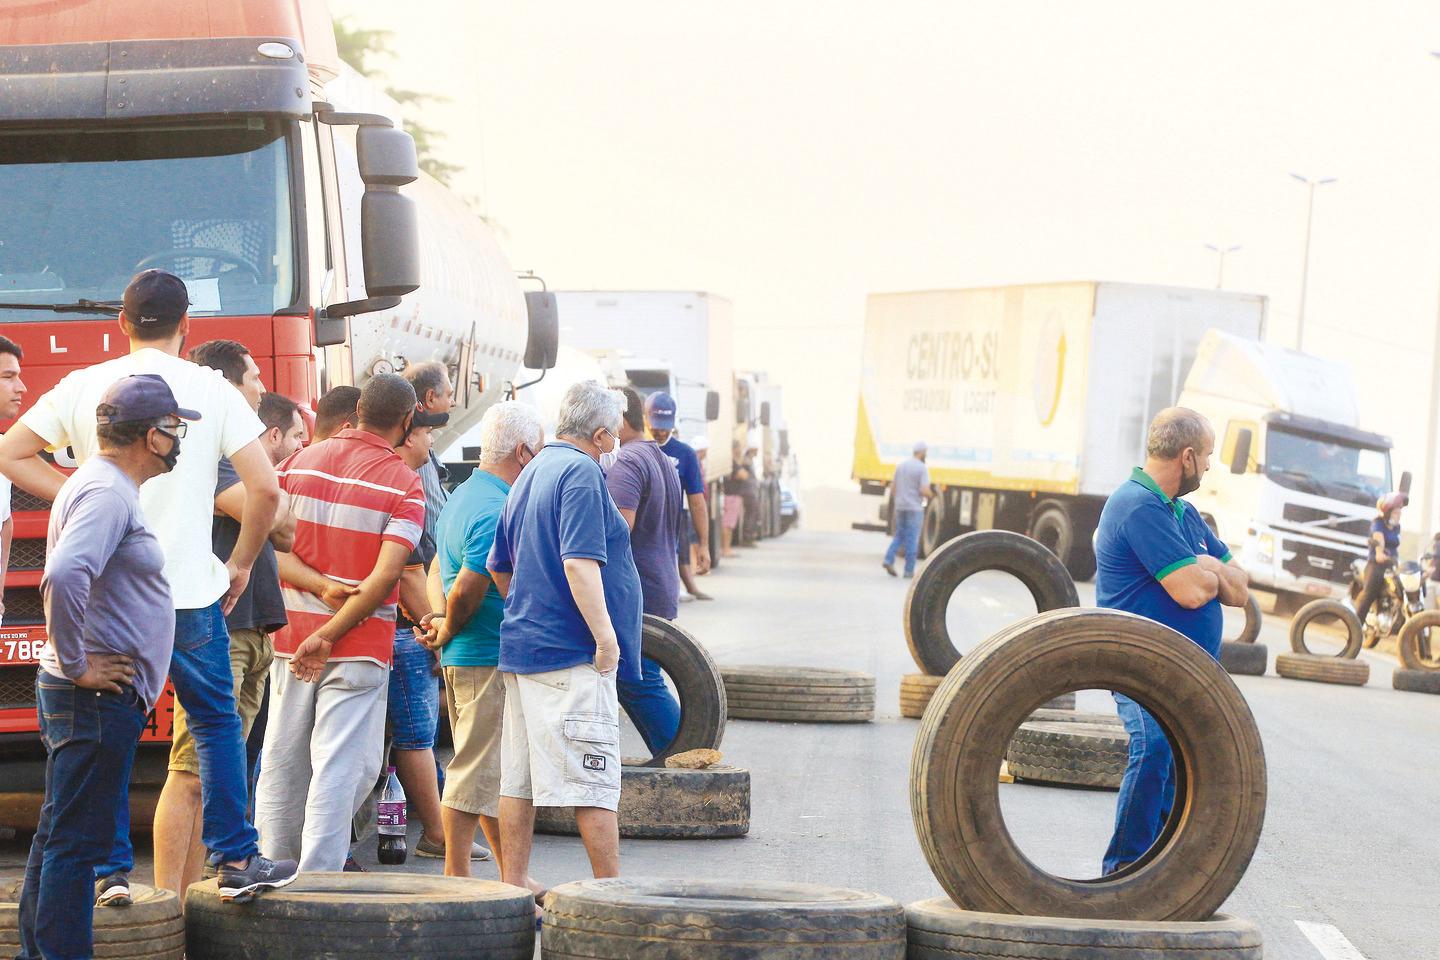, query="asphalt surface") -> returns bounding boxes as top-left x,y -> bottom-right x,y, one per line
3,523 -> 1434,959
